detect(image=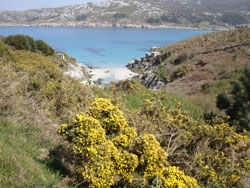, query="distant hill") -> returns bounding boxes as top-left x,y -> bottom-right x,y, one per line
0,0 -> 250,29
127,27 -> 250,96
